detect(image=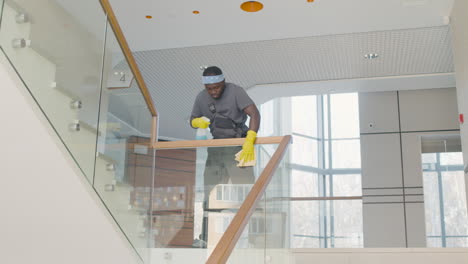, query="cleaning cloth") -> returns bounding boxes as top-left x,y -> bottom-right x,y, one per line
235,149 -> 256,167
